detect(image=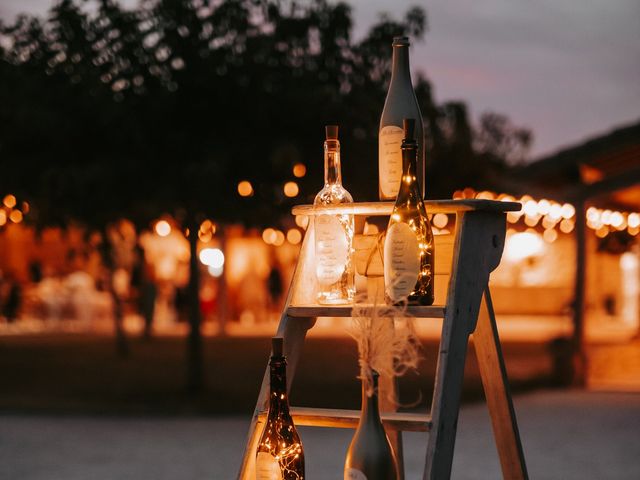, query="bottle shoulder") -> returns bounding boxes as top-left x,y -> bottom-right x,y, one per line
380,105 -> 424,131
260,410 -> 302,440
381,83 -> 423,124
313,184 -> 354,206
390,196 -> 432,229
